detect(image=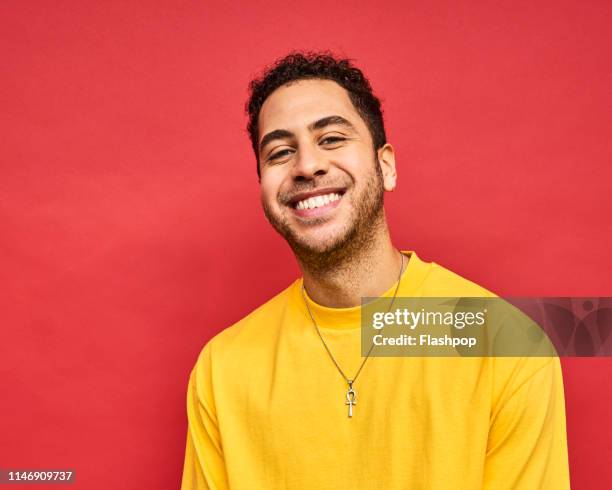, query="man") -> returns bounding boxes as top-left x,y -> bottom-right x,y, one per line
181,52 -> 570,489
